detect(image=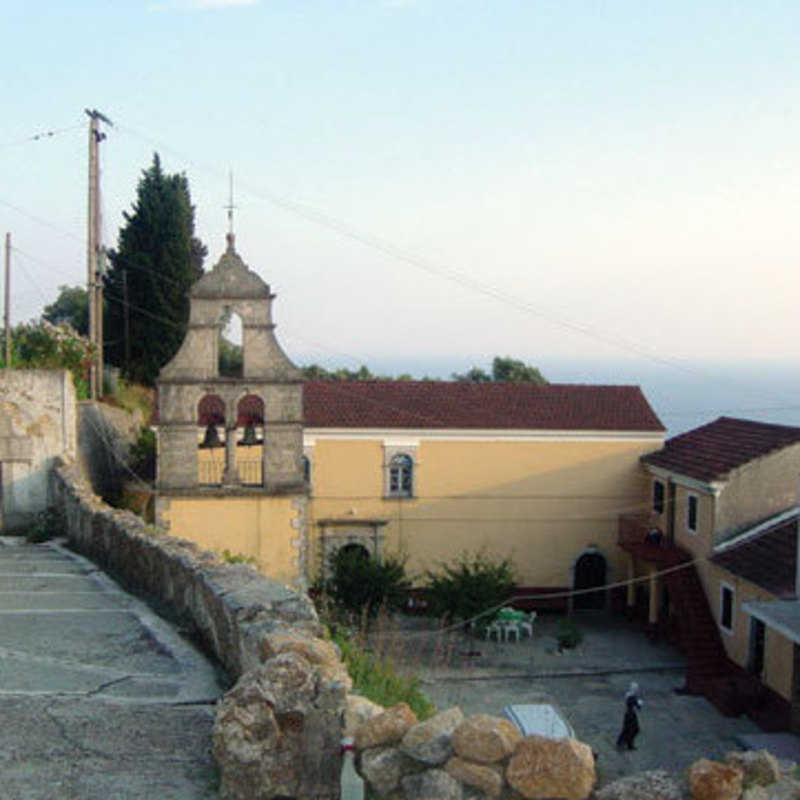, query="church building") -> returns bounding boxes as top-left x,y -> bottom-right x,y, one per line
156,236 -> 666,598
